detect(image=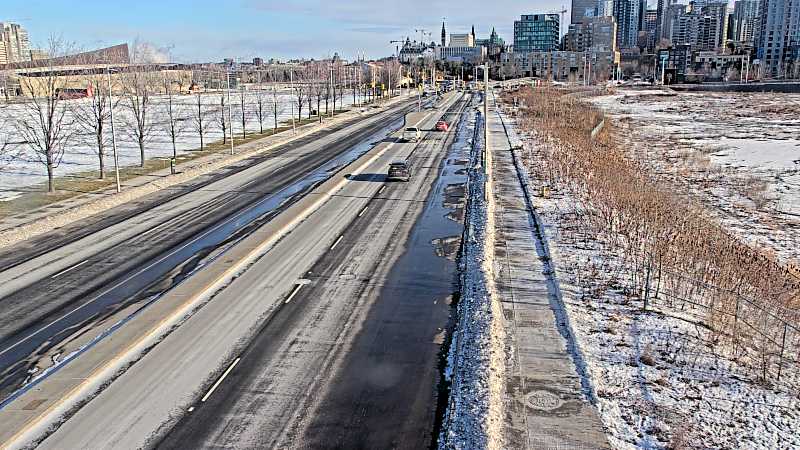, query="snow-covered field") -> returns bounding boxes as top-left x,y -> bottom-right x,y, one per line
590,90 -> 800,265
0,90 -> 357,201
499,97 -> 800,449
